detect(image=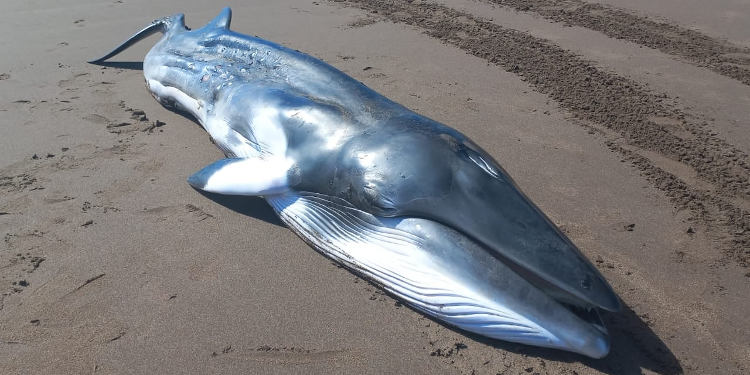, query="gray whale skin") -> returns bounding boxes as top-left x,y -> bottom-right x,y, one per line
91,7 -> 621,358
